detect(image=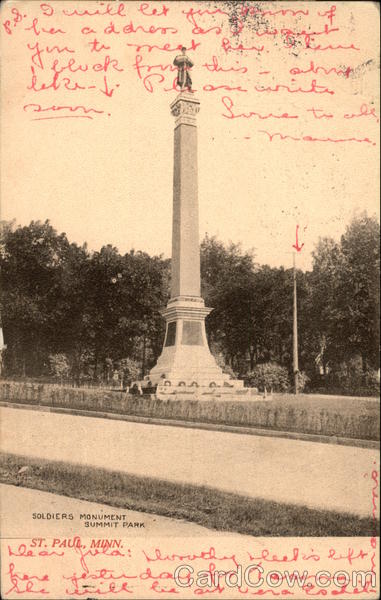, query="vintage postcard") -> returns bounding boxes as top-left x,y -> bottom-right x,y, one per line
0,1 -> 379,598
